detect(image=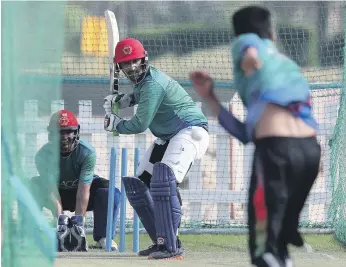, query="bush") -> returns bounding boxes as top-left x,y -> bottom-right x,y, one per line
128,23 -> 233,60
